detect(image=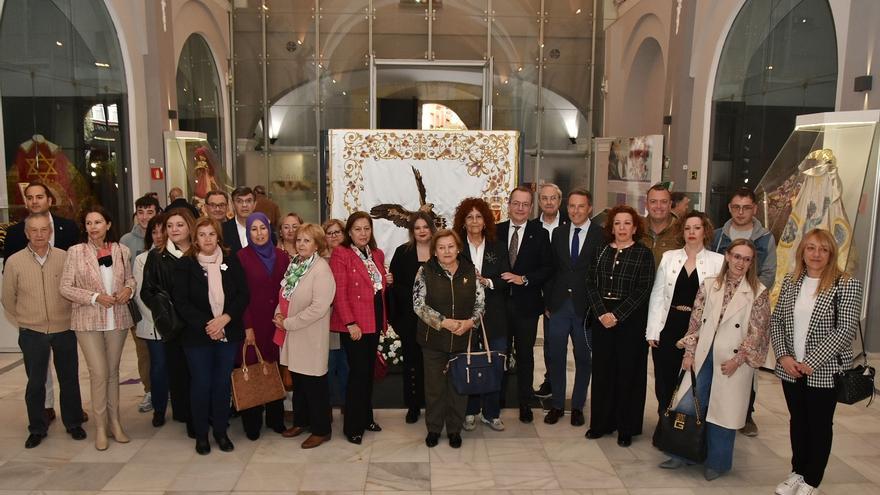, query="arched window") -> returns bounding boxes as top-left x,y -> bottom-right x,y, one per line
706,0 -> 837,225
0,0 -> 129,225
177,34 -> 223,155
